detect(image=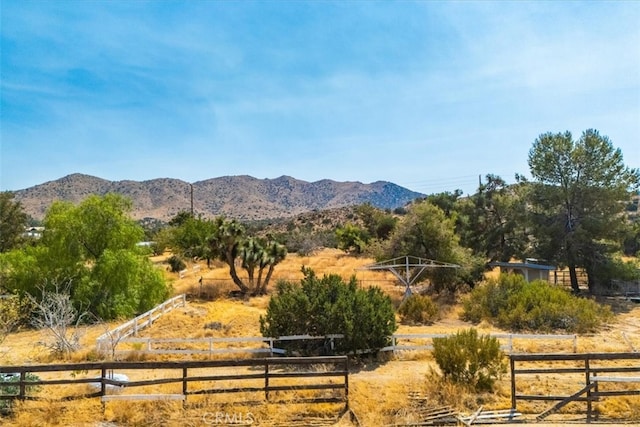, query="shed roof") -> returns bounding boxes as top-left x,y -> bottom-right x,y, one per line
489,261 -> 556,271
